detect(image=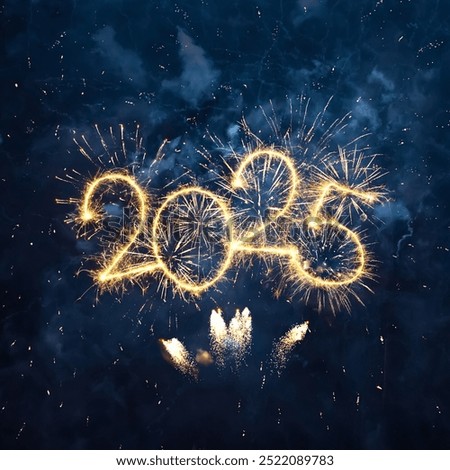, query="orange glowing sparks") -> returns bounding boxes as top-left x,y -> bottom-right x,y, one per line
151,186 -> 235,295
59,106 -> 389,380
